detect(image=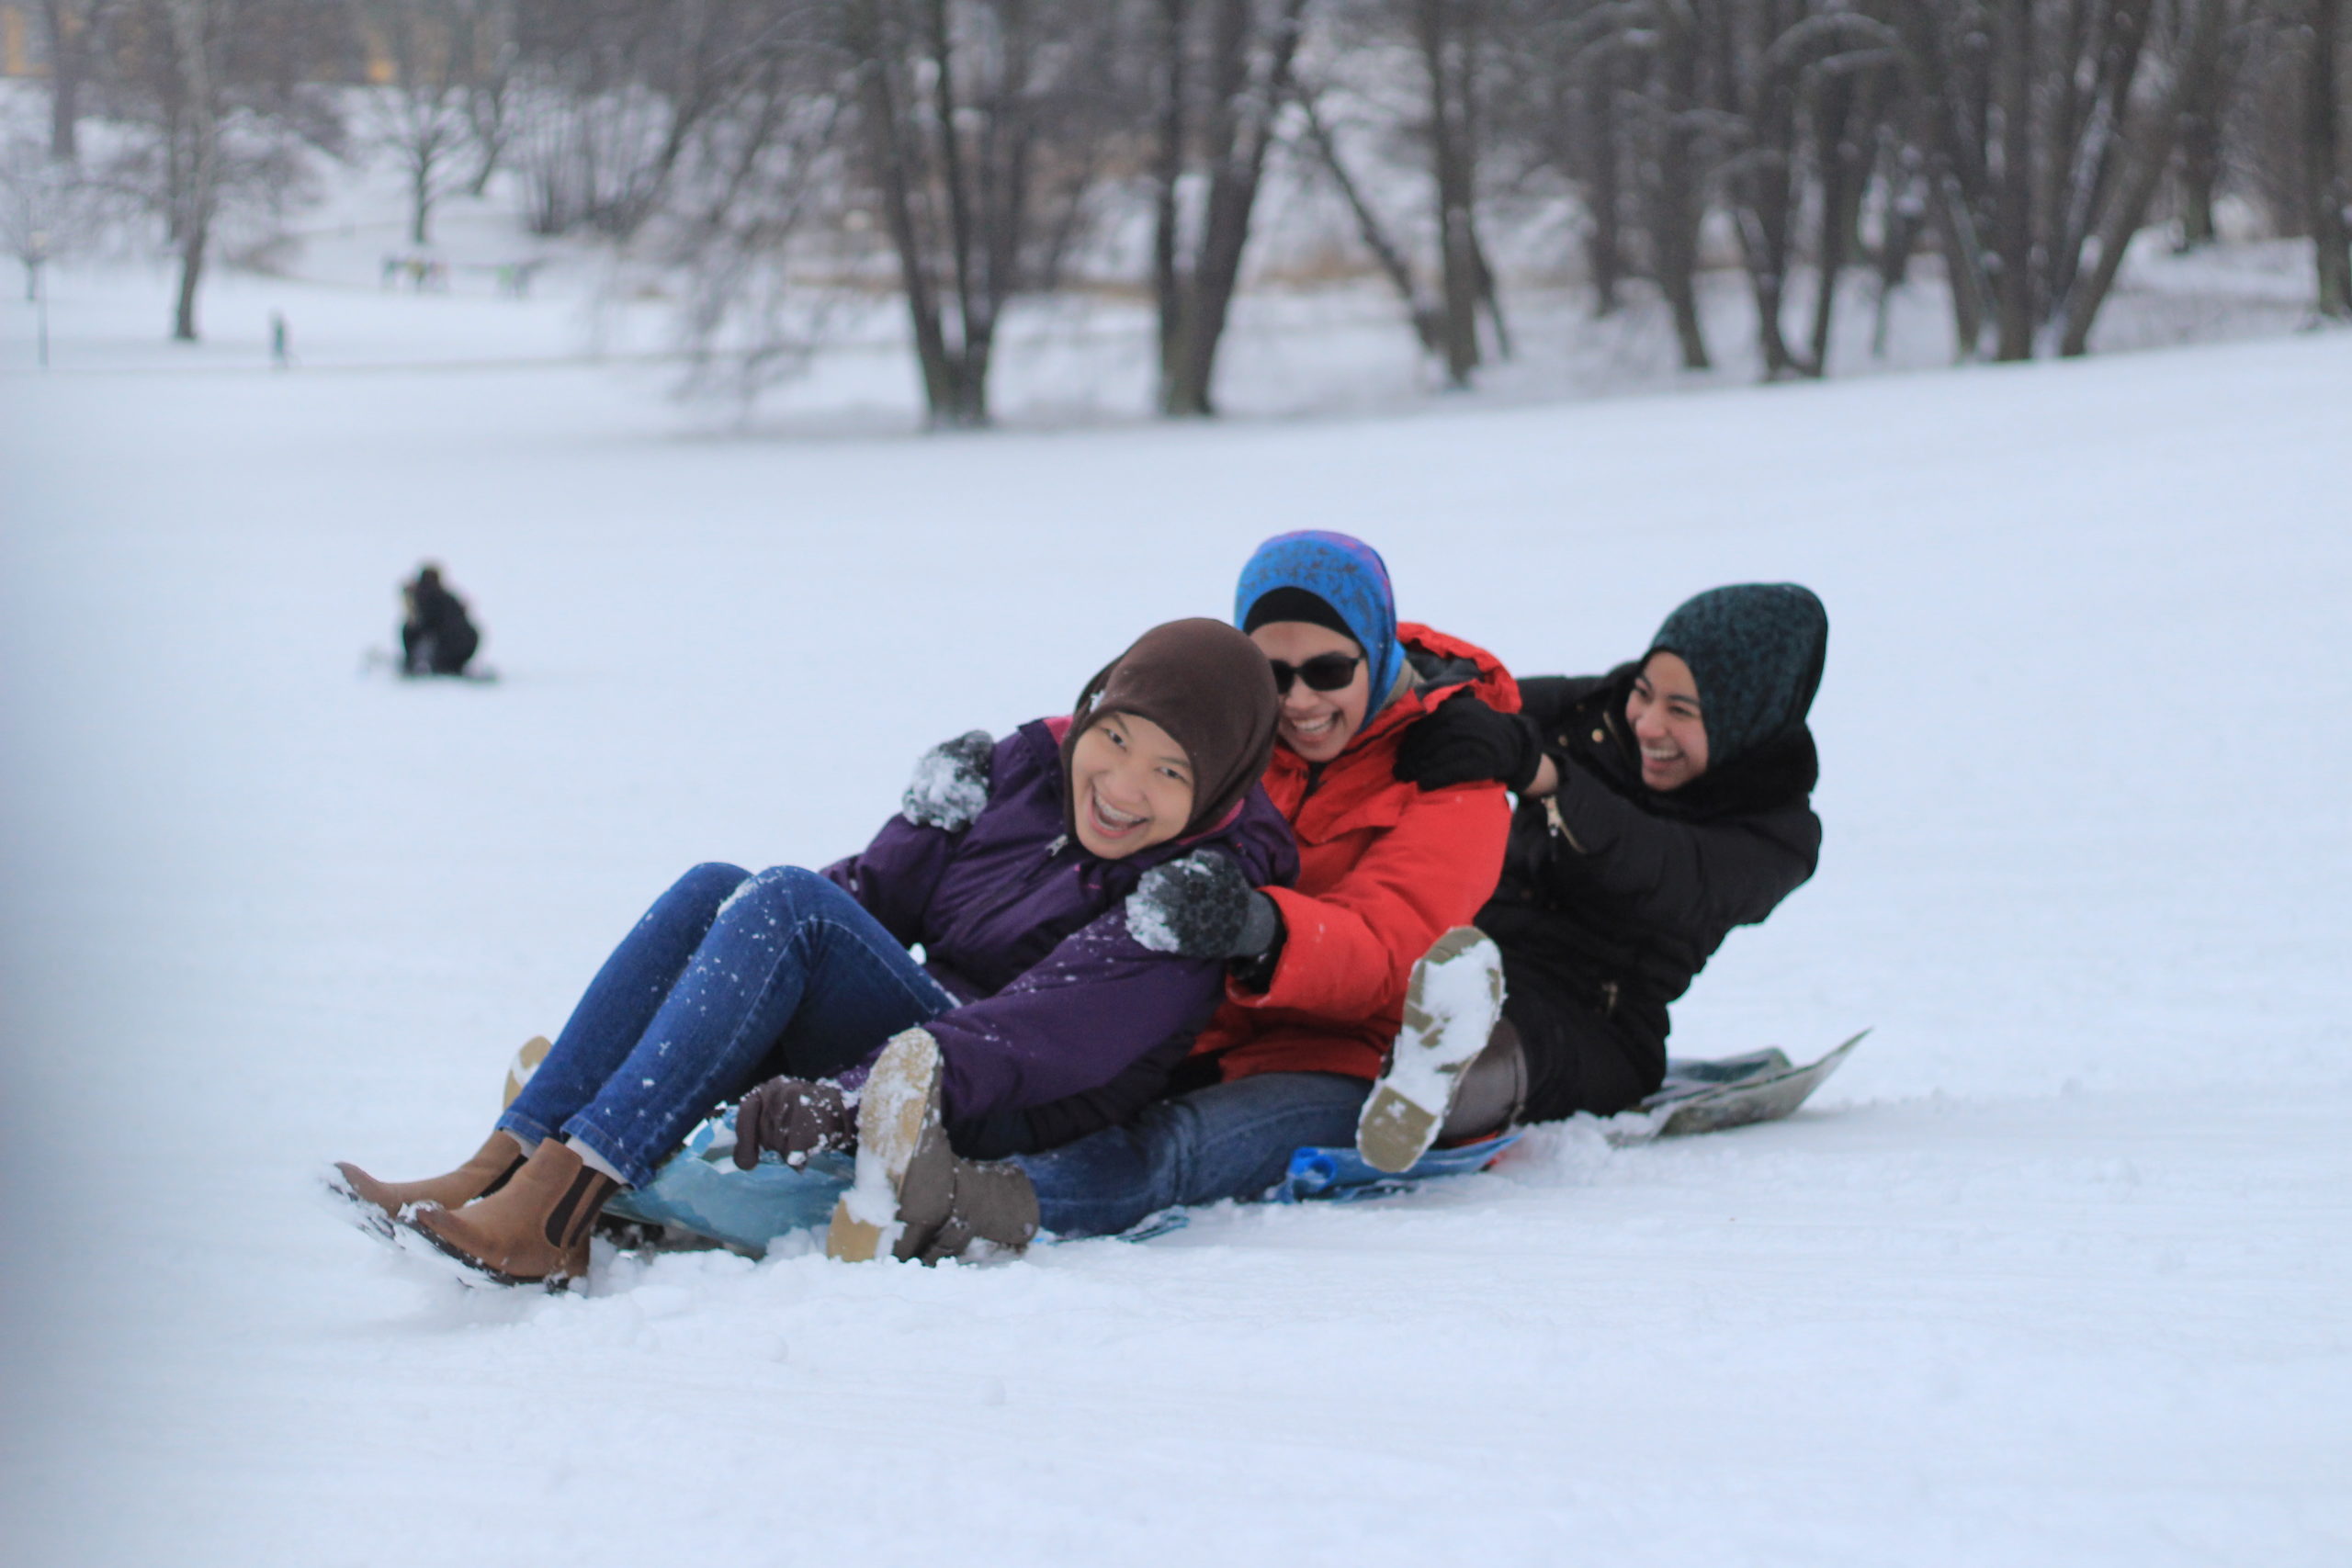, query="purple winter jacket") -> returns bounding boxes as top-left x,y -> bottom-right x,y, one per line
824,718 -> 1297,1123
